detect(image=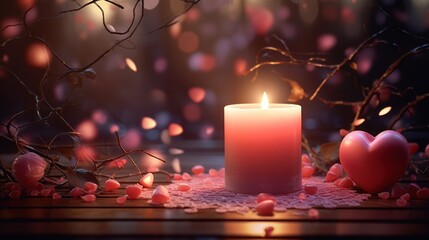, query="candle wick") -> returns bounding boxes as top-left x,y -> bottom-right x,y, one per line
261,92 -> 269,109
